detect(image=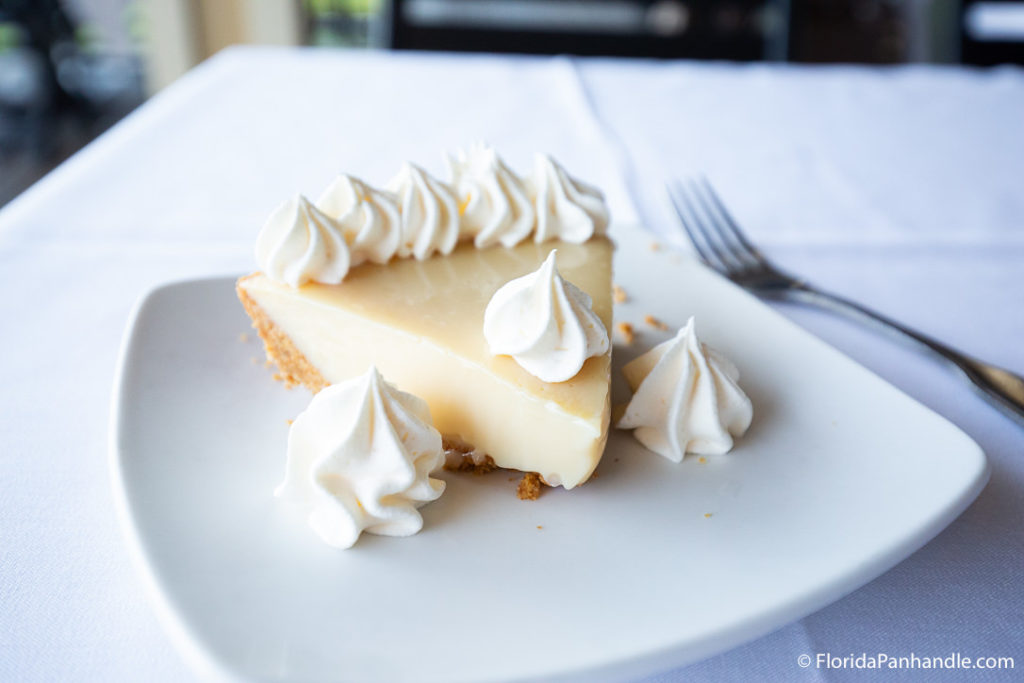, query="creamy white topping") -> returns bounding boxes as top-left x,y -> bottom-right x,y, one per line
256,149 -> 612,288
449,144 -> 535,249
316,174 -> 402,266
386,163 -> 460,260
530,154 -> 609,244
275,366 -> 446,549
617,317 -> 752,461
255,194 -> 352,287
483,250 -> 609,383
